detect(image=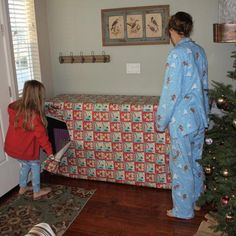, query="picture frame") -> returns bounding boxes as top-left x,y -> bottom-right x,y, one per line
101,5 -> 170,46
